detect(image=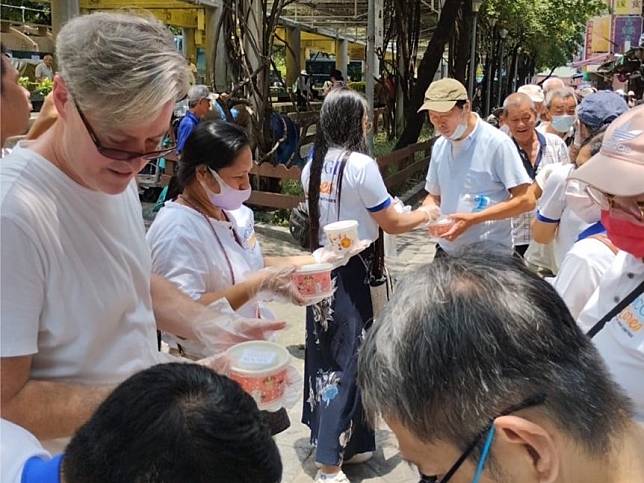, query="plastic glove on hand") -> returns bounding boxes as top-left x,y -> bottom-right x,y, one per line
312,239 -> 370,269
417,205 -> 441,225
193,299 -> 286,355
256,266 -> 308,306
